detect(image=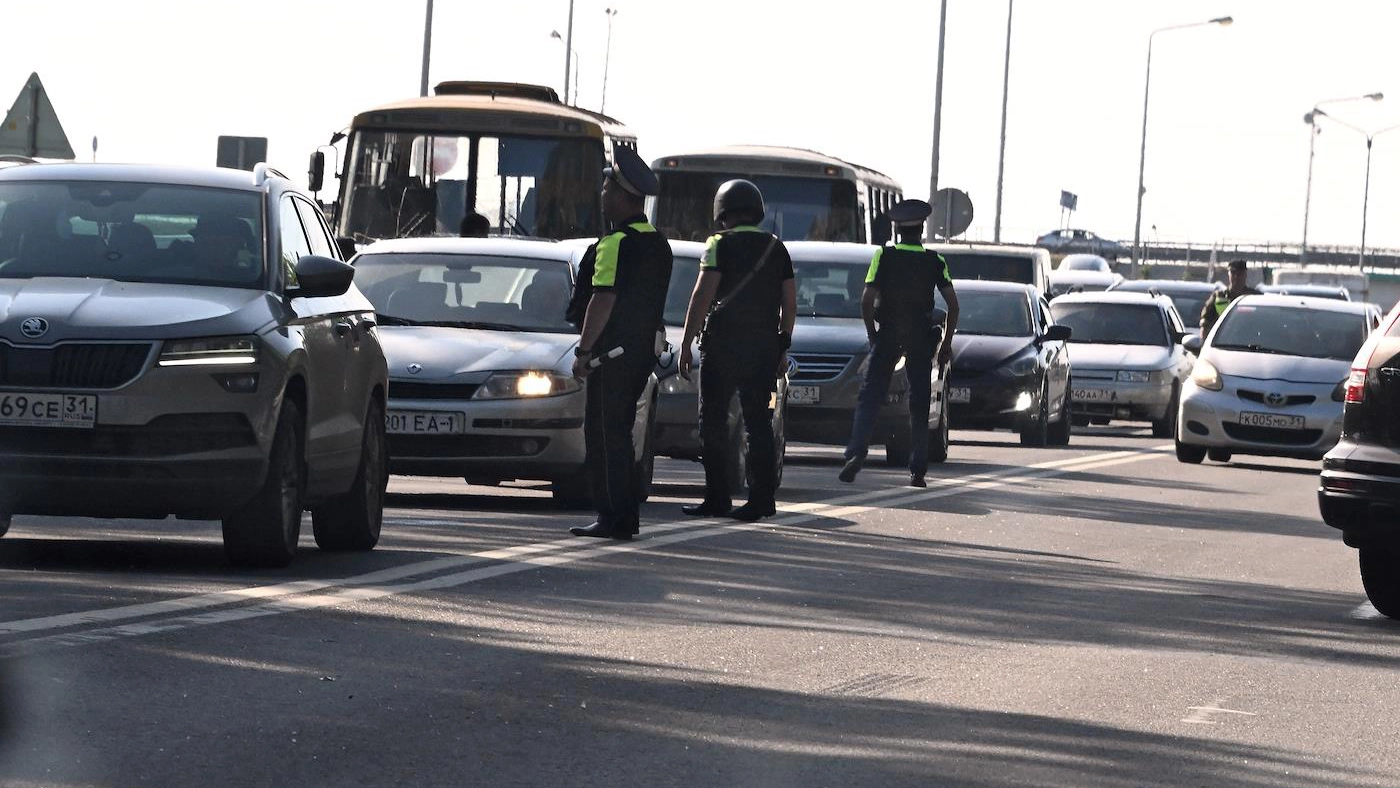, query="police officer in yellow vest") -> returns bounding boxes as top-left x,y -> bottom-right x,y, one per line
839,199 -> 959,487
676,179 -> 796,521
1199,258 -> 1259,337
568,145 -> 673,540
